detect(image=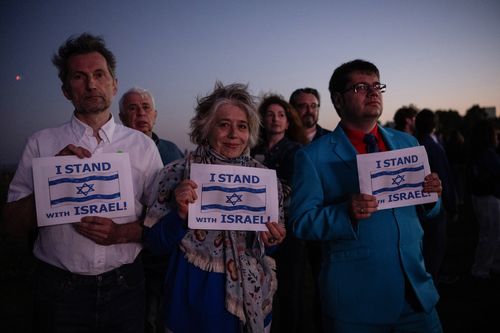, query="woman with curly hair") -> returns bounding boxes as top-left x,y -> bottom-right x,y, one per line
143,82 -> 286,333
